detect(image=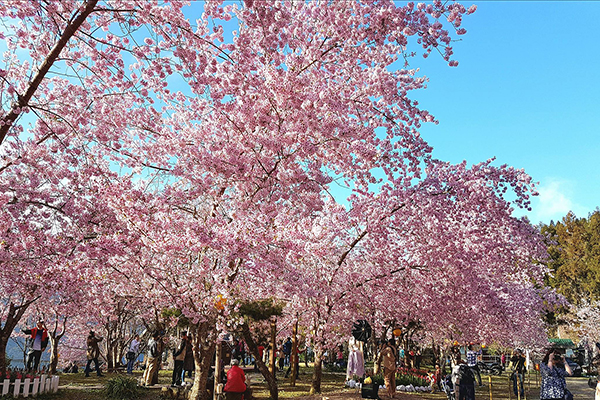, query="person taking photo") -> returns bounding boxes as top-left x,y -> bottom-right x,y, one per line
540,349 -> 572,400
